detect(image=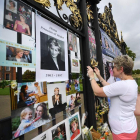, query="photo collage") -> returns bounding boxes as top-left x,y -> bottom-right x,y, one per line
0,1 -> 83,140
4,0 -> 32,36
